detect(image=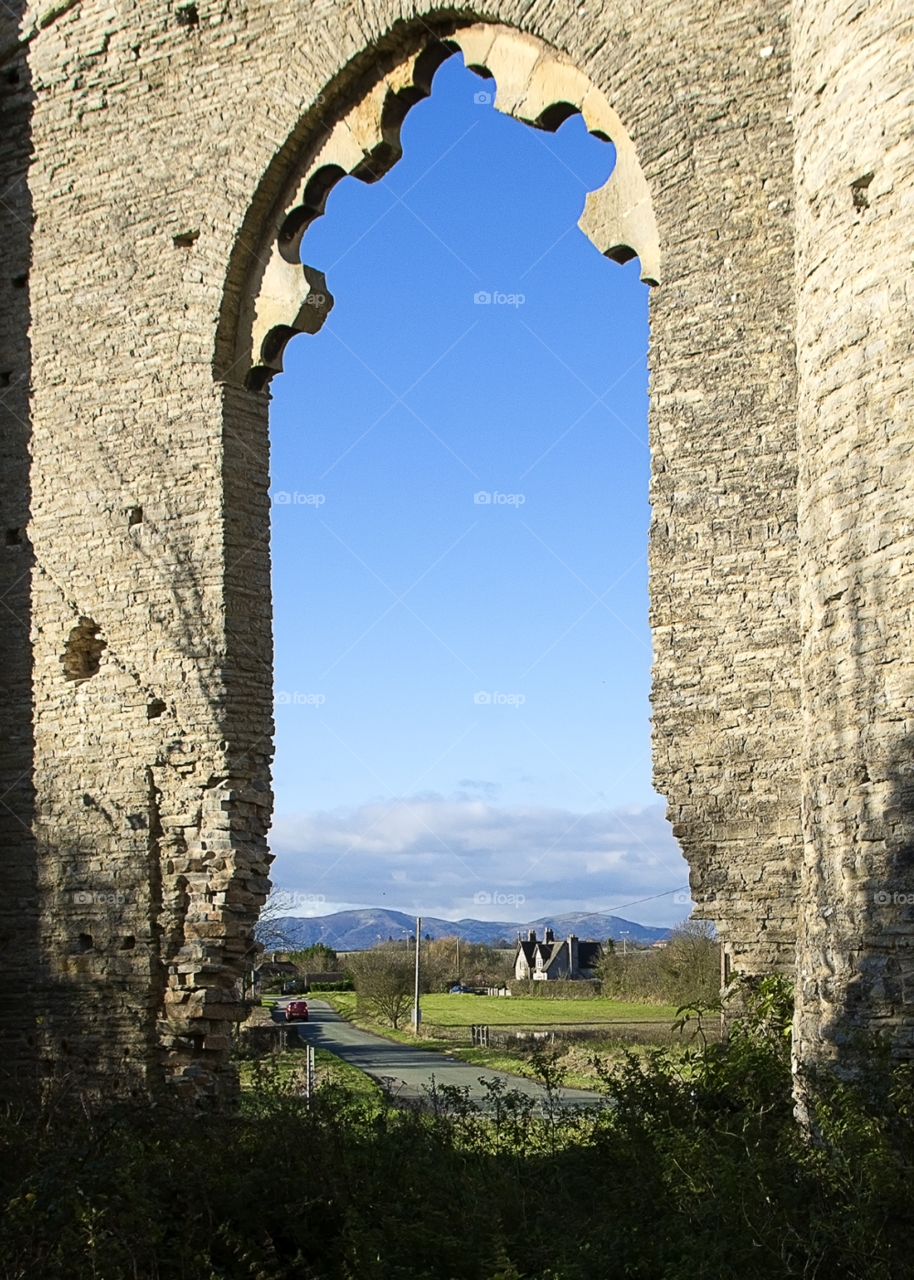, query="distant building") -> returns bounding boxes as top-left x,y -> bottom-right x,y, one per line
513,929 -> 602,981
